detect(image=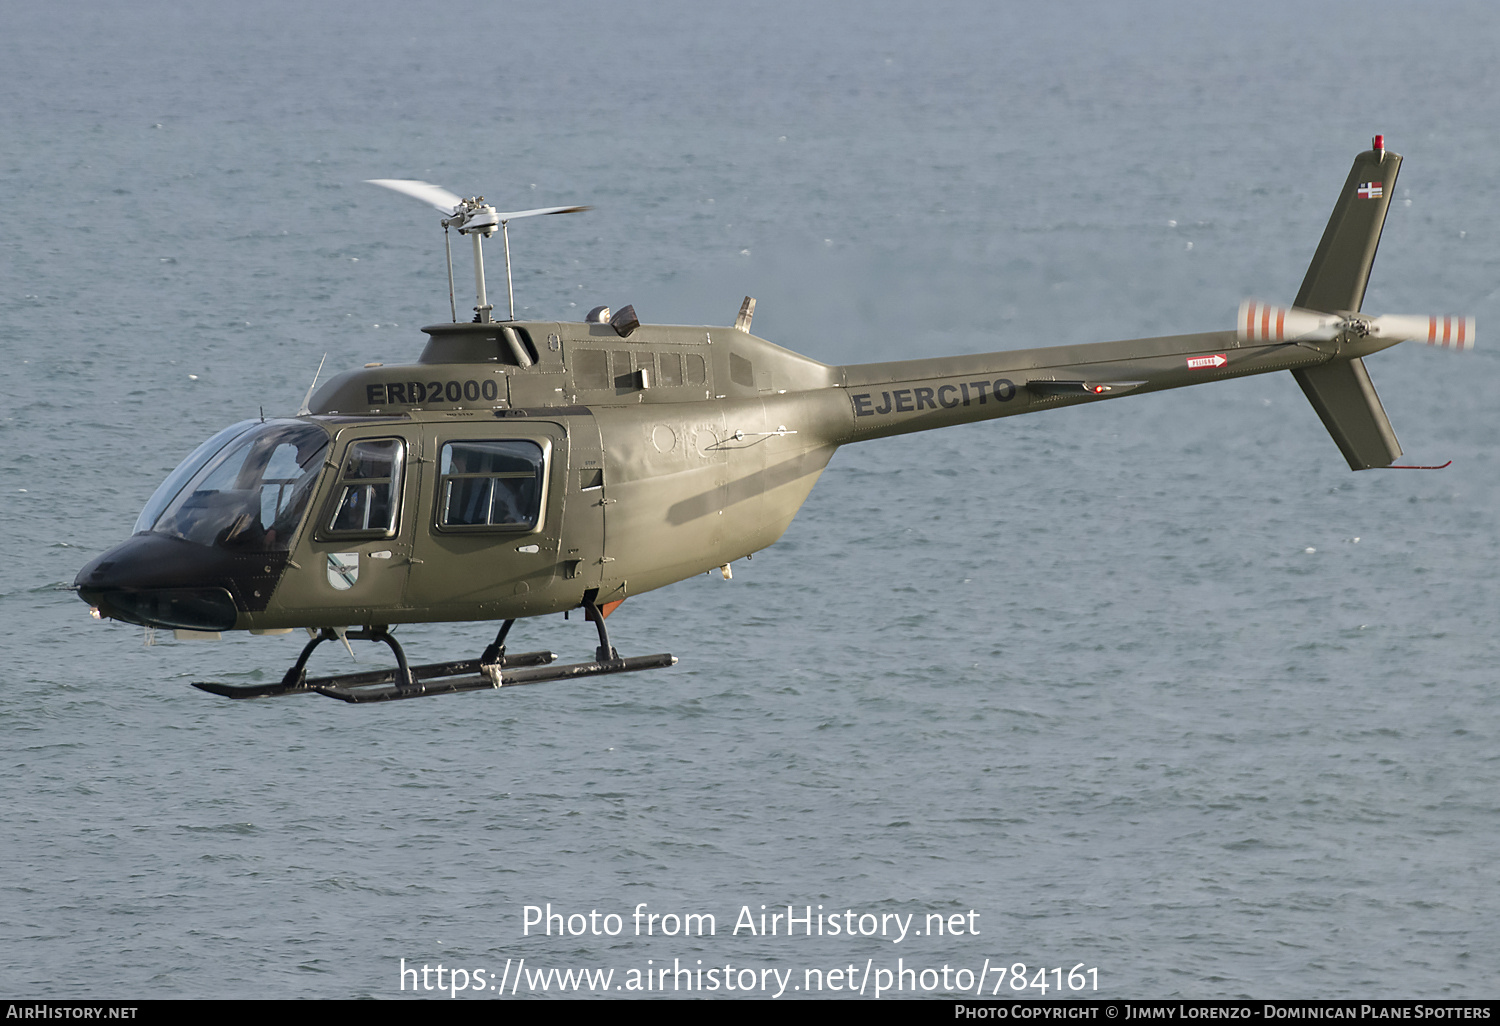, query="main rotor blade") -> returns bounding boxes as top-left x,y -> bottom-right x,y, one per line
492,204 -> 592,221
365,179 -> 464,215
